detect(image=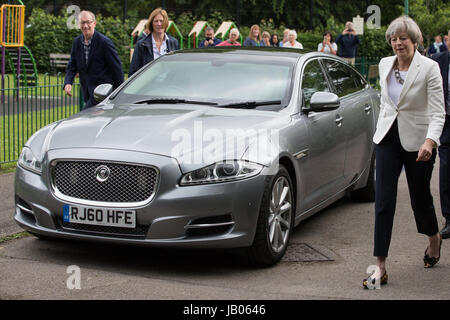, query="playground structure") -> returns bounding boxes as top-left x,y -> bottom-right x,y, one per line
188,21 -> 243,48
214,21 -> 243,43
188,21 -> 208,48
129,19 -> 243,55
1,1 -> 38,93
